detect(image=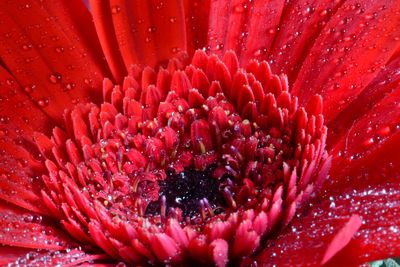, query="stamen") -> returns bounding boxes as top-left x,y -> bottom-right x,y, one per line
160,195 -> 166,218
222,187 -> 237,209
199,199 -> 207,221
